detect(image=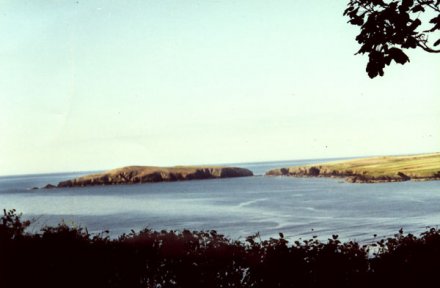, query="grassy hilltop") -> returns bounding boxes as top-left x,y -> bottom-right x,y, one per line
266,153 -> 440,183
